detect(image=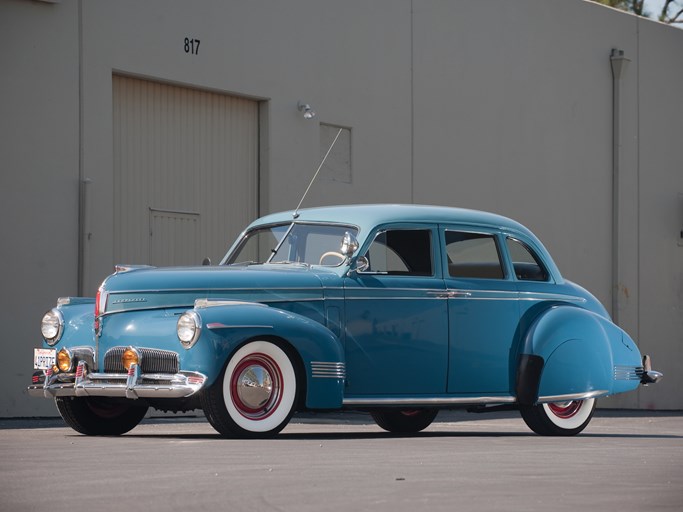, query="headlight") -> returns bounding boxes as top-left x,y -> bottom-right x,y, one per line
41,309 -> 64,346
177,311 -> 201,349
57,348 -> 73,373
